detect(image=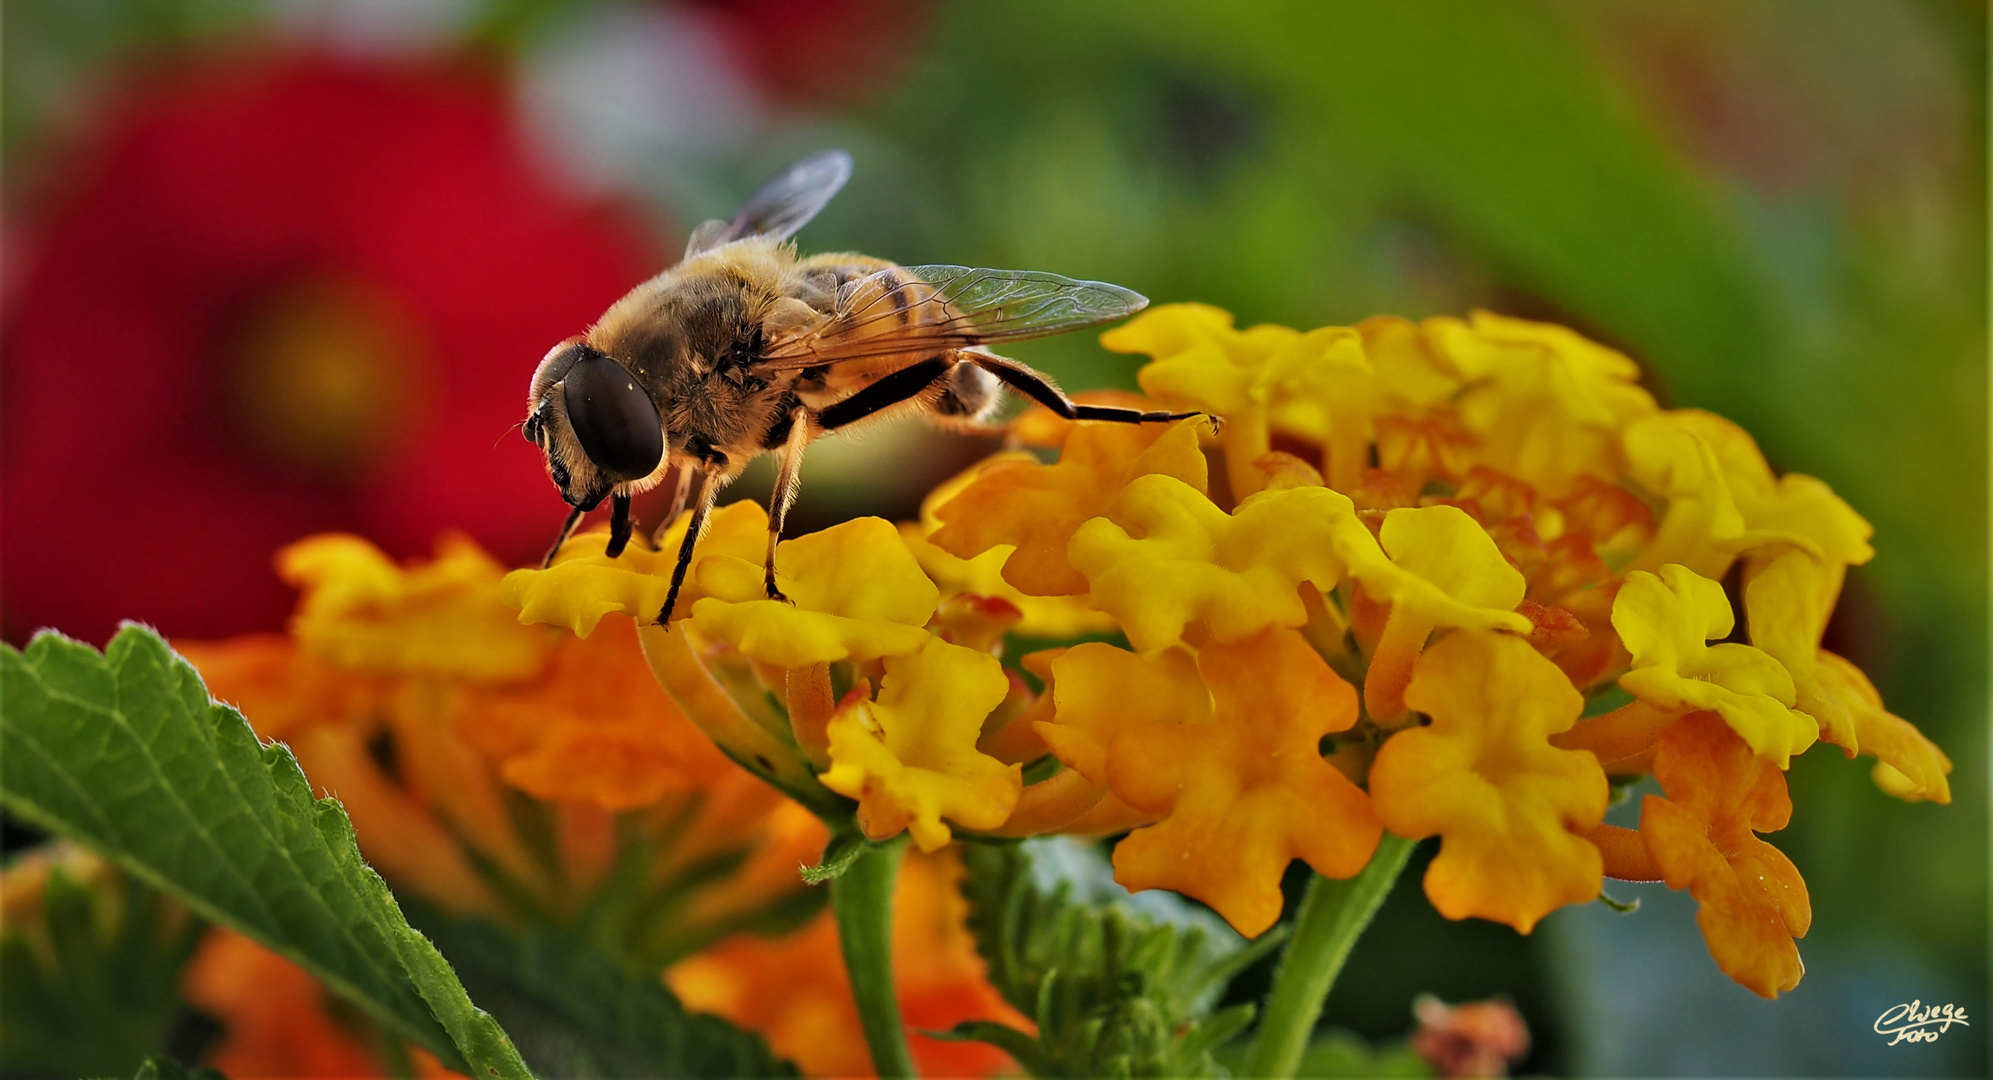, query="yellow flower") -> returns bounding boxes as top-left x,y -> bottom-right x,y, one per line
1613,565 -> 1816,766
1067,476 -> 1356,651
1640,712 -> 1811,998
1259,326 -> 1373,491
1816,650 -> 1953,803
1625,411 -> 1874,580
1424,311 -> 1657,497
281,533 -> 553,681
689,516 -> 939,667
1358,315 -> 1471,416
1736,547 -> 1947,801
820,638 -> 1022,851
928,418 -> 1208,596
500,500 -> 769,636
1049,628 -> 1380,937
1103,303 -> 1300,499
1034,643 -> 1208,784
898,458 -> 1118,638
1340,504 -> 1531,725
1369,631 -> 1607,933
1103,302 -> 1299,416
